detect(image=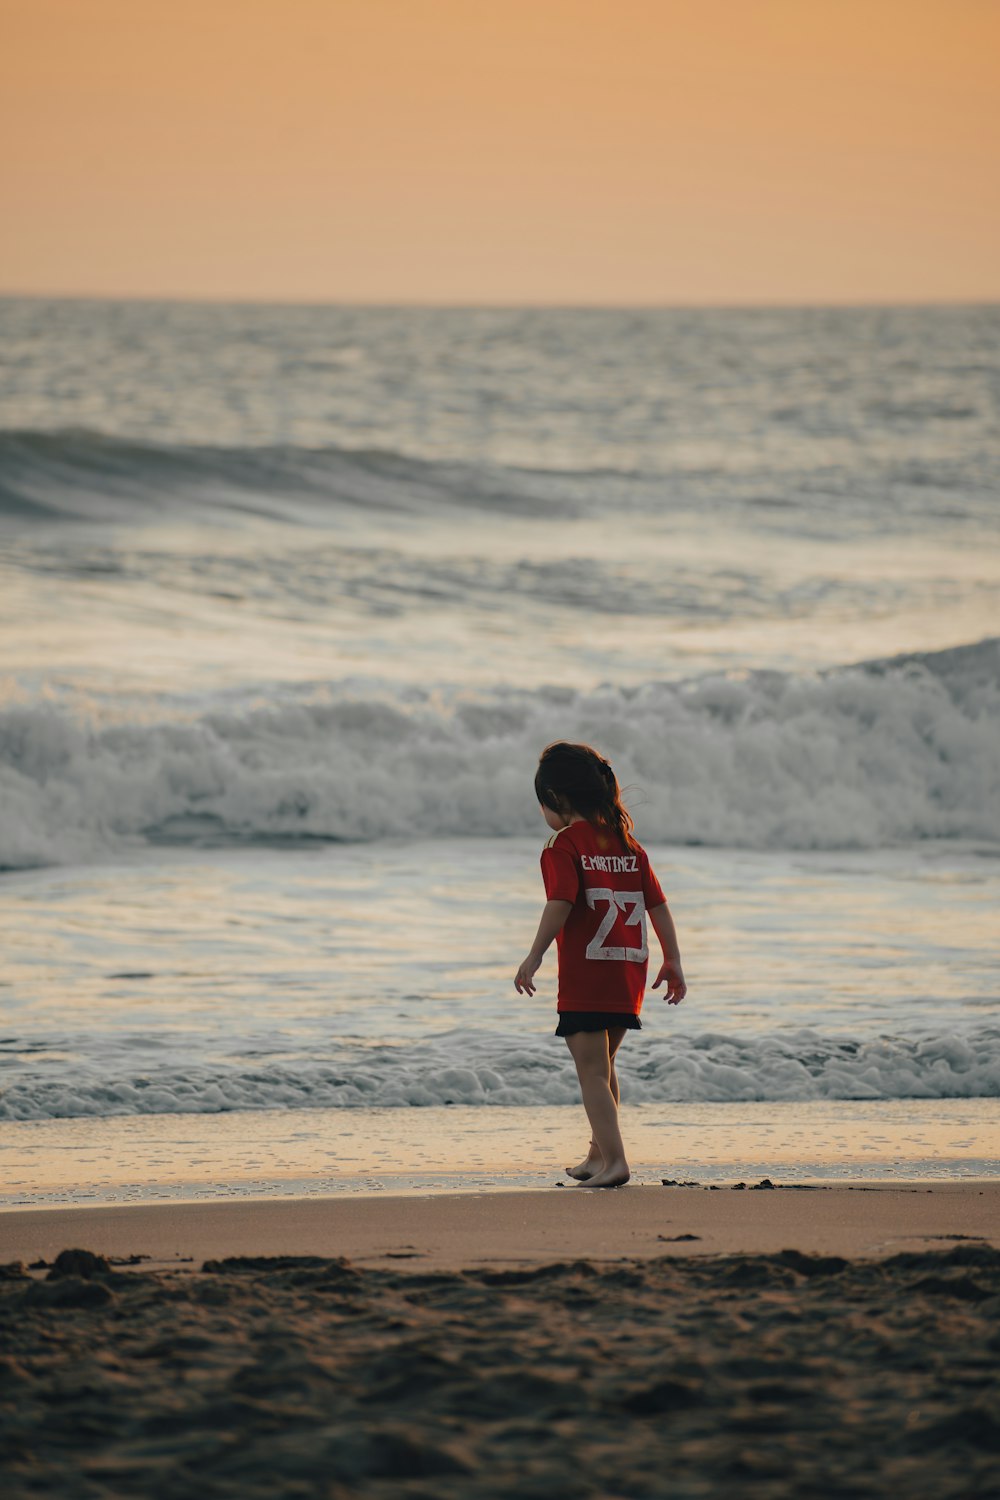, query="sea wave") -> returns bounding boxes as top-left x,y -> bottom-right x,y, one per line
0,426 -> 587,523
1,639 -> 997,868
2,423 -> 995,532
1,1025 -> 996,1118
